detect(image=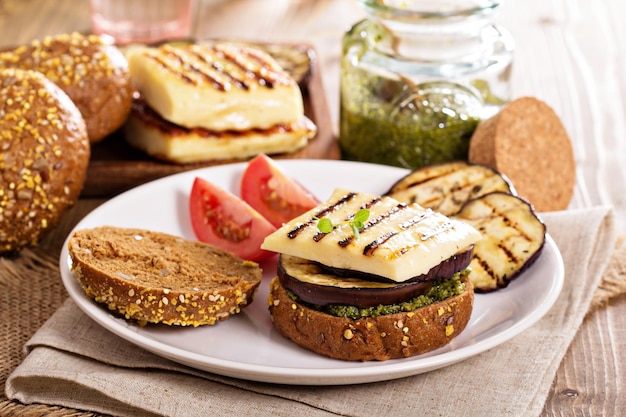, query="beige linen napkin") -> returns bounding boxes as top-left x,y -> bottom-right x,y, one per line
5,207 -> 617,417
